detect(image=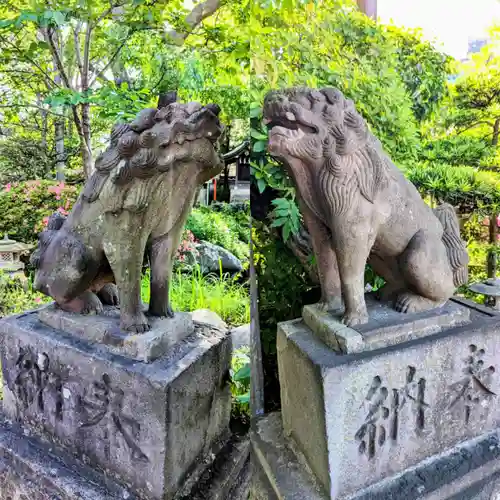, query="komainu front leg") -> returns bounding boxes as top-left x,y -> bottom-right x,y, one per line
148,221 -> 184,318
104,213 -> 149,333
332,220 -> 374,326
299,200 -> 342,311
